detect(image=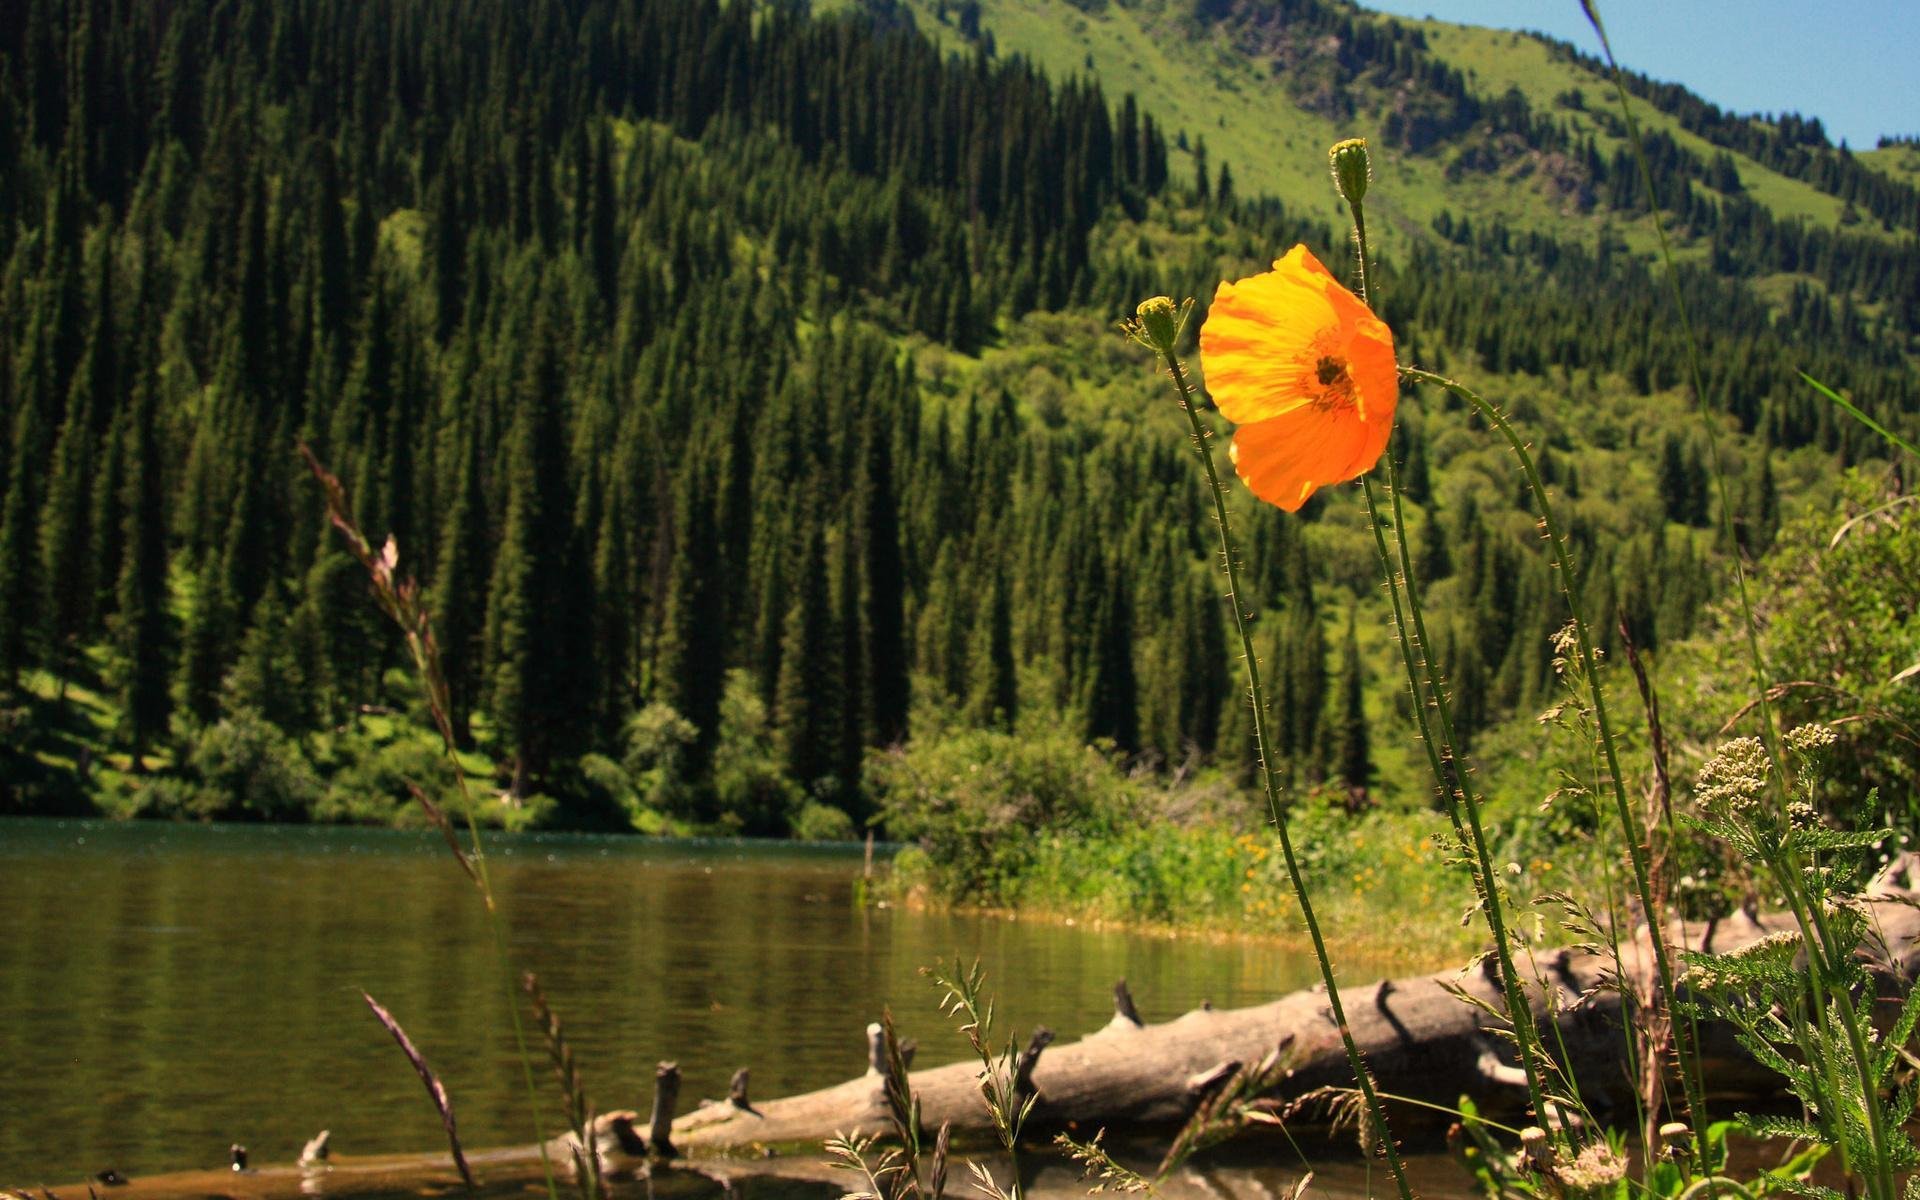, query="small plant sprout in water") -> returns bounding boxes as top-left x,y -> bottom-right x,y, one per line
828,1009 -> 951,1200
